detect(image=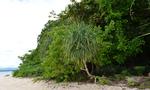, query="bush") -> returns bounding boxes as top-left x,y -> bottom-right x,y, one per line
121,69 -> 131,76
126,77 -> 139,87
134,66 -> 145,76
97,76 -> 111,85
